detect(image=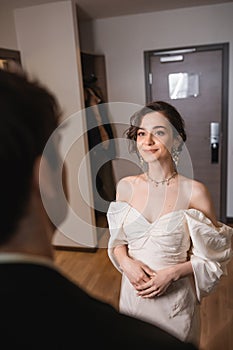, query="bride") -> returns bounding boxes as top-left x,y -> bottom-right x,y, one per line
107,100 -> 233,347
